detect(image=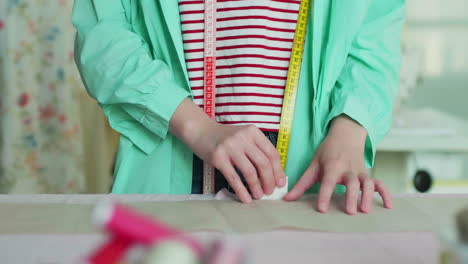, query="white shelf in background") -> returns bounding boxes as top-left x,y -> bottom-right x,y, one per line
377,108 -> 468,152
